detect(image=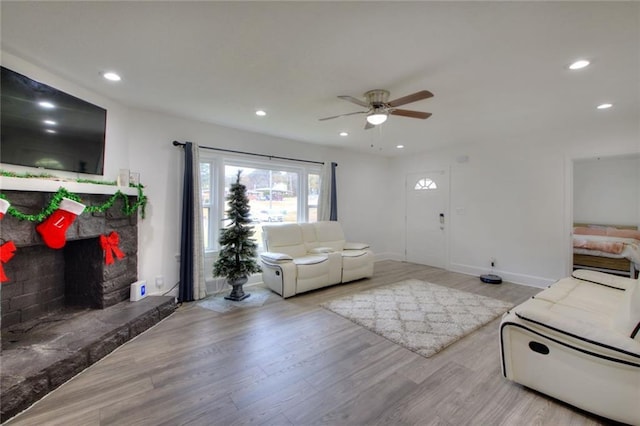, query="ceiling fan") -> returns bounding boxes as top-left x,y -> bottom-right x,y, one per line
319,89 -> 433,129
